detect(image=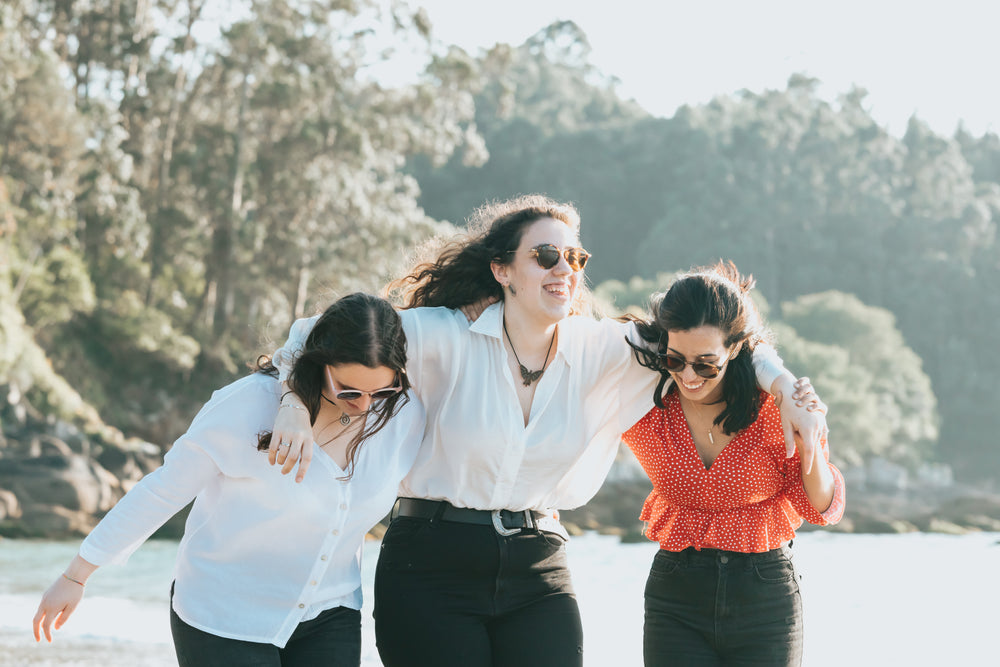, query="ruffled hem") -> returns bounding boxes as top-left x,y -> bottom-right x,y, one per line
641,493 -> 805,553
